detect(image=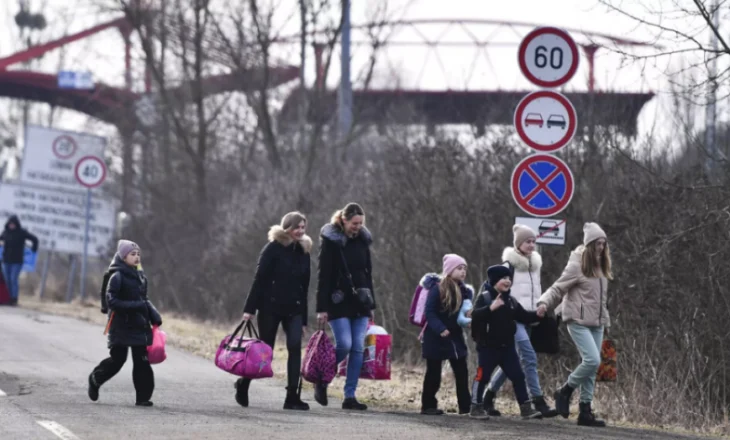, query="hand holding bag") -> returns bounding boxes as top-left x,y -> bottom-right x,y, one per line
529,314 -> 561,354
